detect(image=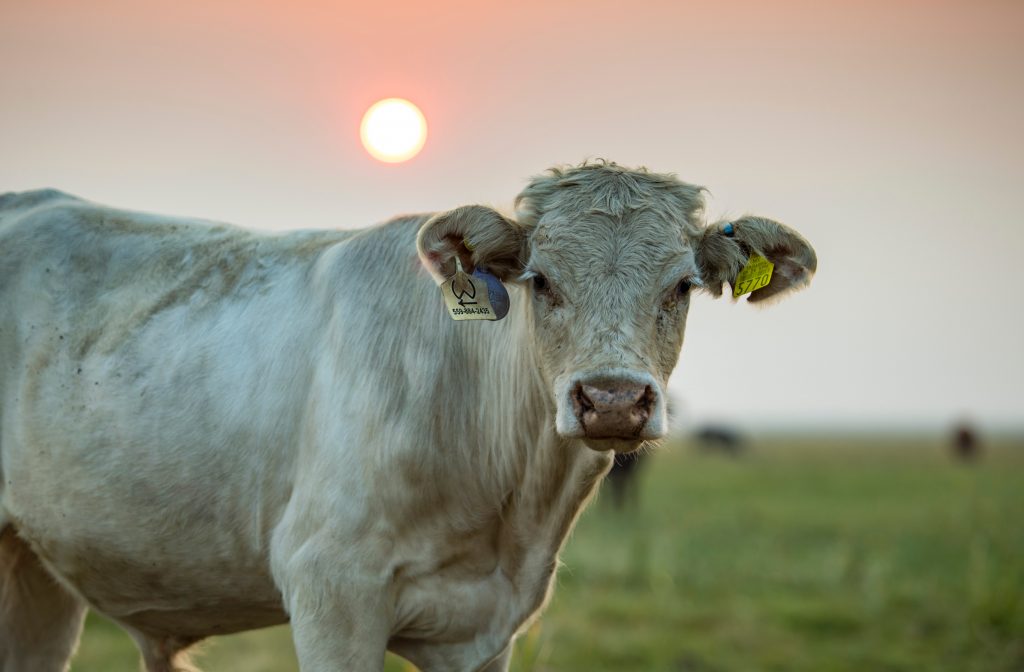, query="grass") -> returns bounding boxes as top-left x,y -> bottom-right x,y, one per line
70,436 -> 1024,671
